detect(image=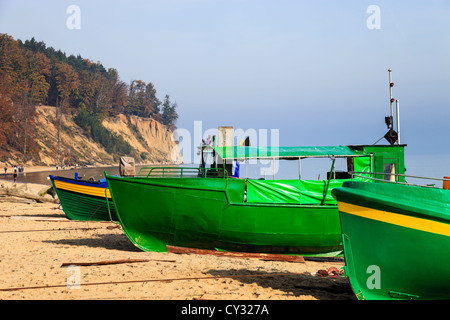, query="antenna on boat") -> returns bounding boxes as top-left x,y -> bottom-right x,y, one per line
384,68 -> 399,145
388,68 -> 393,127
396,99 -> 400,144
